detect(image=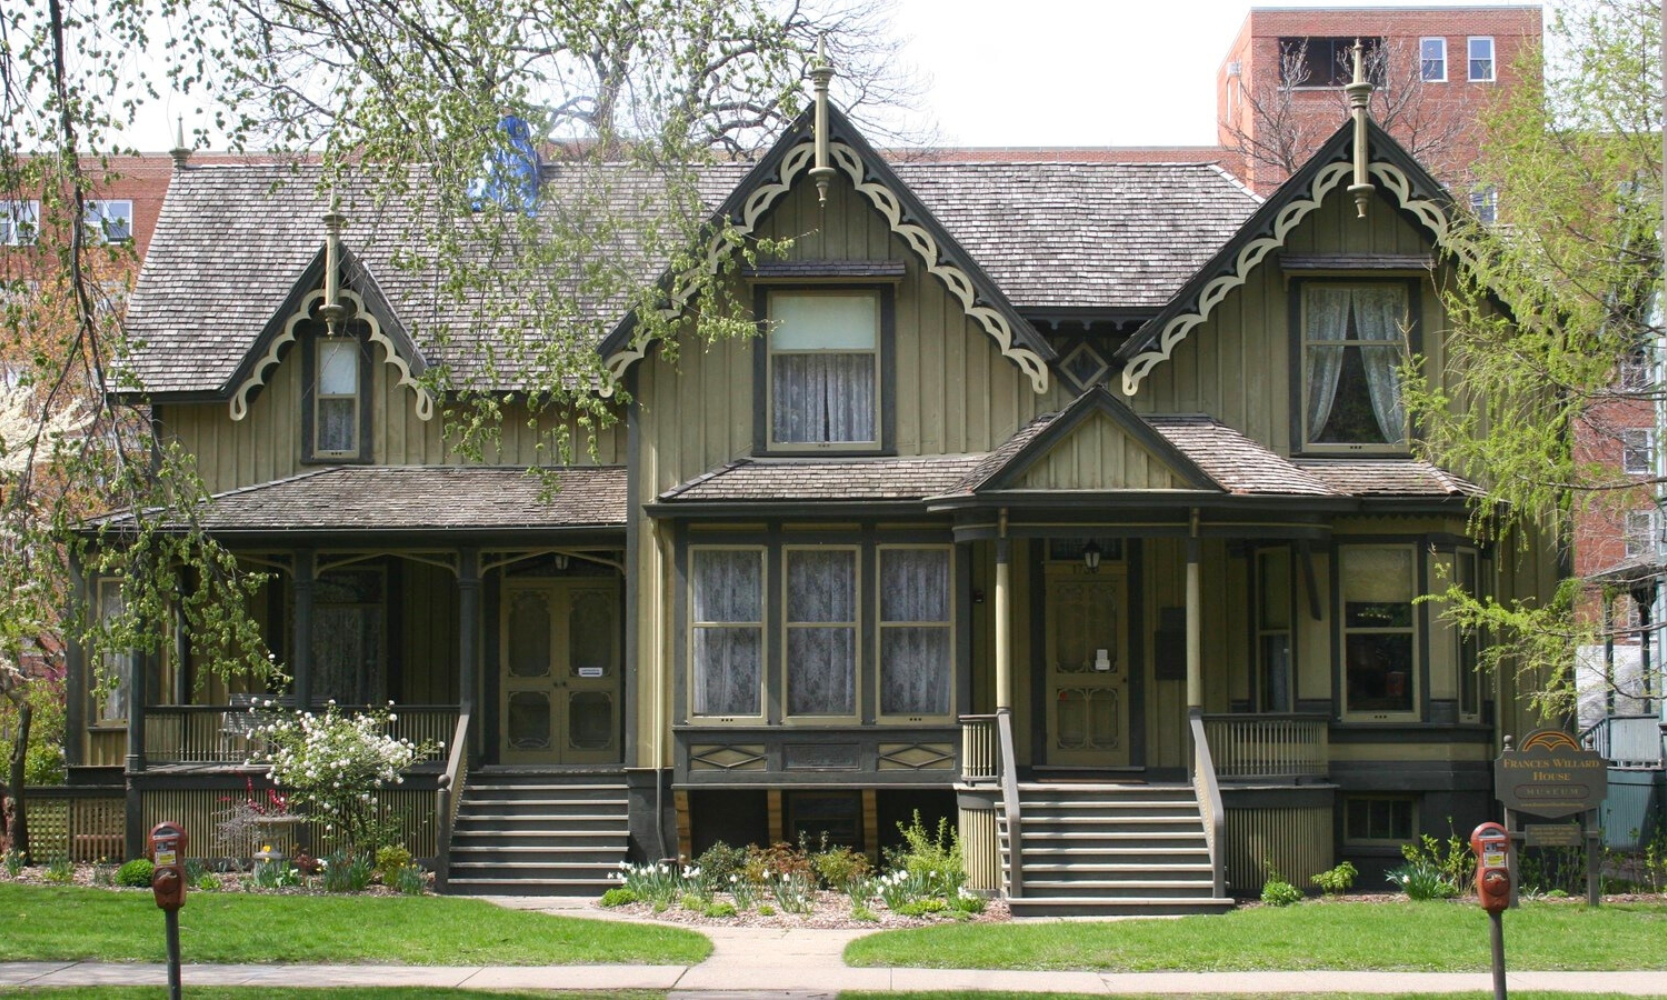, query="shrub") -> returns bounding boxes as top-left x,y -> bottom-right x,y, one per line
952,889 -> 987,914
851,905 -> 879,922
1387,859 -> 1459,900
600,887 -> 638,907
1311,861 -> 1358,895
613,860 -> 694,906
248,859 -> 300,890
45,856 -> 75,884
1400,823 -> 1476,895
116,858 -> 155,888
765,869 -> 816,915
374,845 -> 413,883
757,903 -> 776,916
3,849 -> 23,877
694,841 -> 749,894
896,897 -> 949,917
394,864 -> 427,896
811,843 -> 871,892
744,841 -> 814,886
1260,876 -> 1303,906
886,811 -> 965,899
196,873 -> 220,892
320,851 -> 374,892
680,892 -> 706,911
702,900 -> 737,918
